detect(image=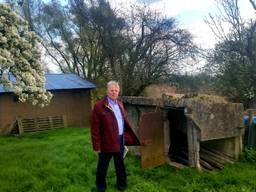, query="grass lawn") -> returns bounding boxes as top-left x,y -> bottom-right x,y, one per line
0,128 -> 256,192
